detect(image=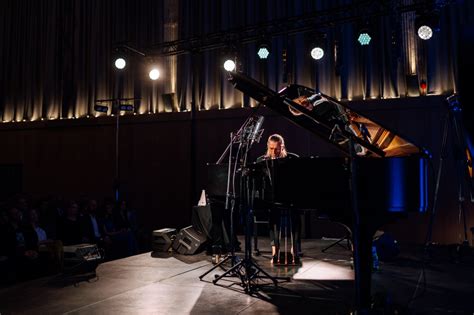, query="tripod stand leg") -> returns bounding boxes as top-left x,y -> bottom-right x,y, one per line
246,261 -> 282,286
321,235 -> 351,253
199,255 -> 231,280
213,259 -> 244,284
